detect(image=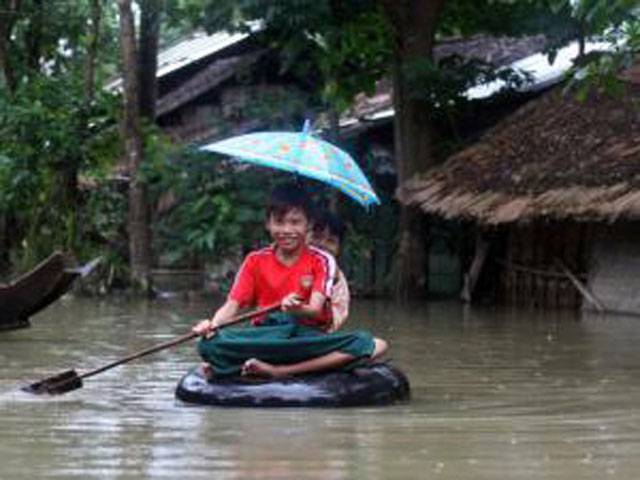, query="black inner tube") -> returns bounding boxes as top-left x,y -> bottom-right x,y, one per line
175,362 -> 410,408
